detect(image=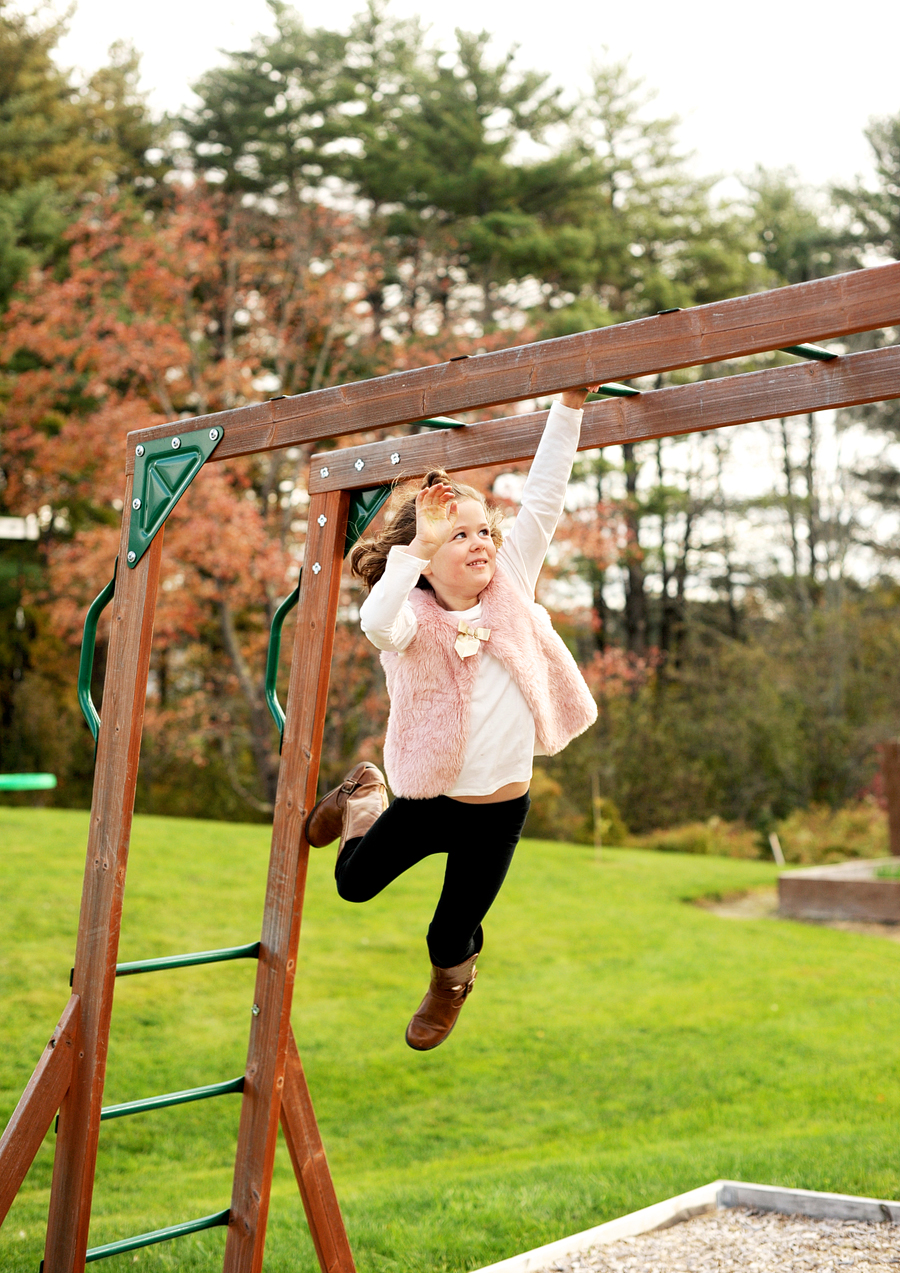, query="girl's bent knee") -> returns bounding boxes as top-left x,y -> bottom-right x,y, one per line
335,872 -> 377,904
